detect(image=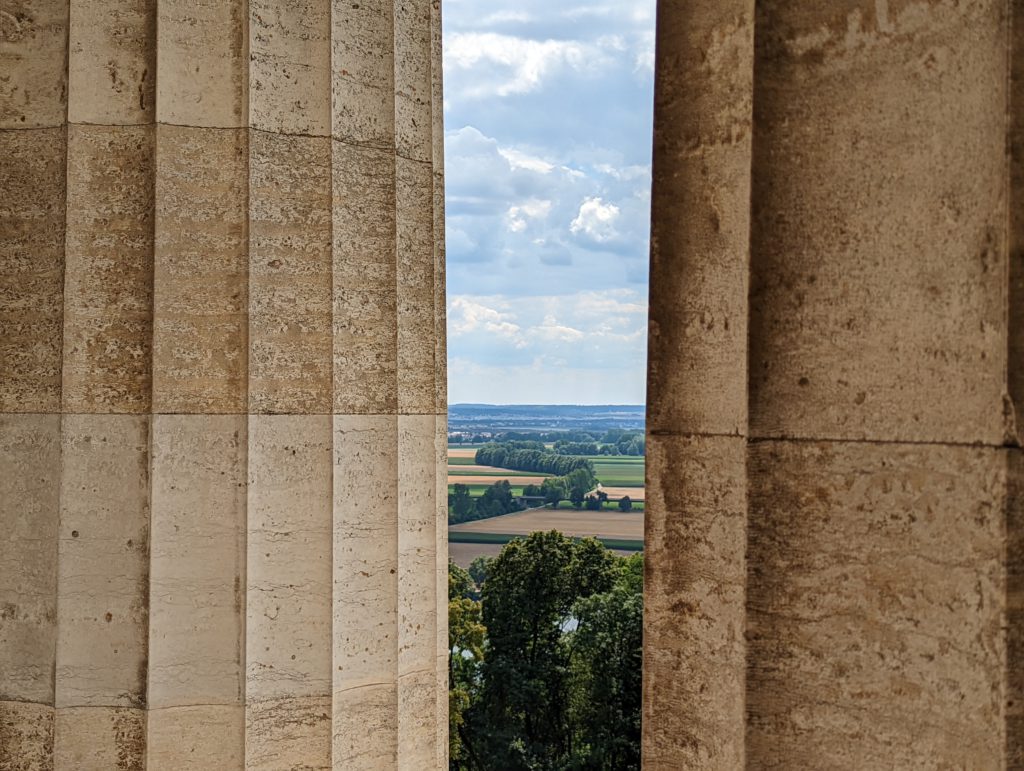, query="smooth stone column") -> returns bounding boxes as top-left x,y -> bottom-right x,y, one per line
747,2 -> 1009,766
642,0 -> 753,767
